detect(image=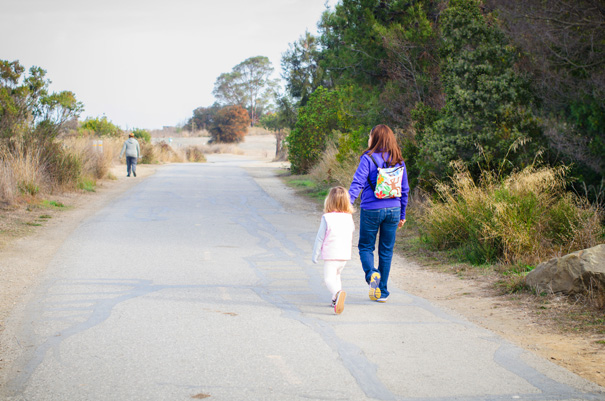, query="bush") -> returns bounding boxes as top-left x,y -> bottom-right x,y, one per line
418,162 -> 604,265
79,116 -> 122,138
140,141 -> 185,164
132,128 -> 151,143
139,141 -> 156,164
184,146 -> 206,162
309,139 -> 362,189
0,141 -> 46,203
417,0 -> 543,184
44,142 -> 83,188
286,87 -> 342,174
209,105 -> 250,143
